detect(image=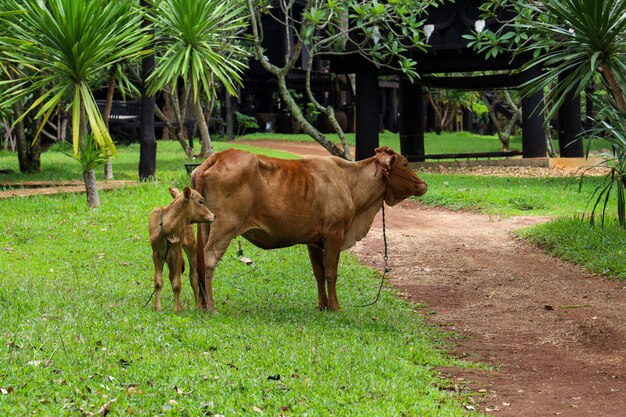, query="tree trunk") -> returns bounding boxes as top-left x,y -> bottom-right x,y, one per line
304,54 -> 352,159
79,101 -> 101,207
83,169 -> 100,208
277,76 -> 344,157
602,65 -> 626,114
194,97 -> 212,157
139,0 -> 158,180
225,91 -> 234,140
14,103 -> 41,173
103,70 -> 117,180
